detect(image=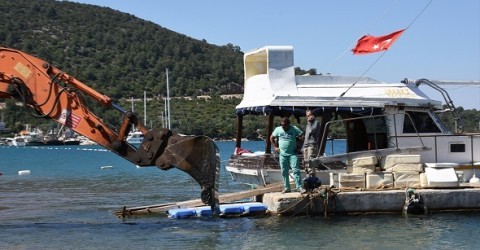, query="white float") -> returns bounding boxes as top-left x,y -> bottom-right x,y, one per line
18,170 -> 31,175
